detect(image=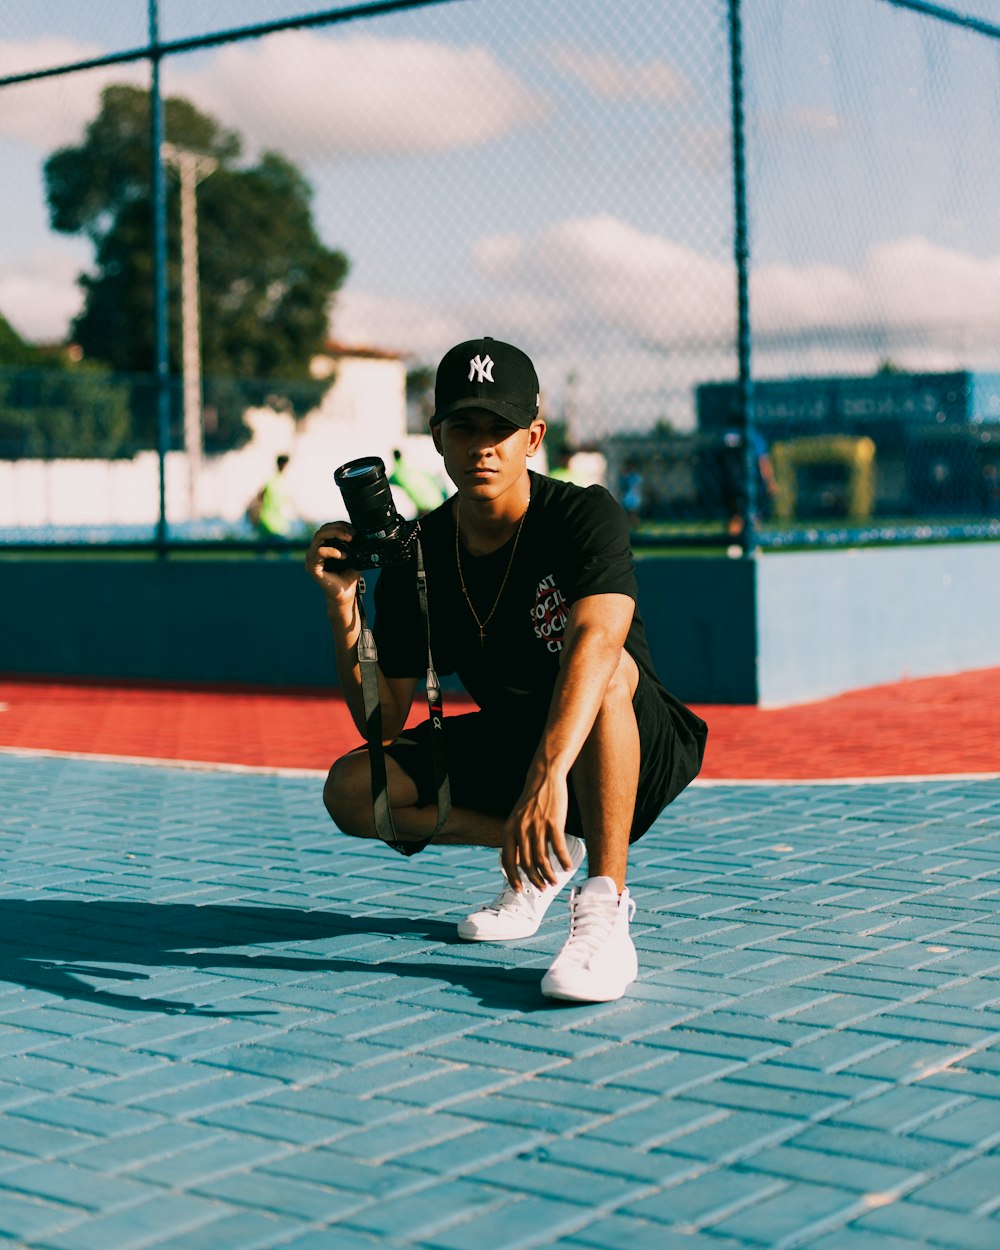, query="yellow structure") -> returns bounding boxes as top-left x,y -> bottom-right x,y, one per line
770,435 -> 876,522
